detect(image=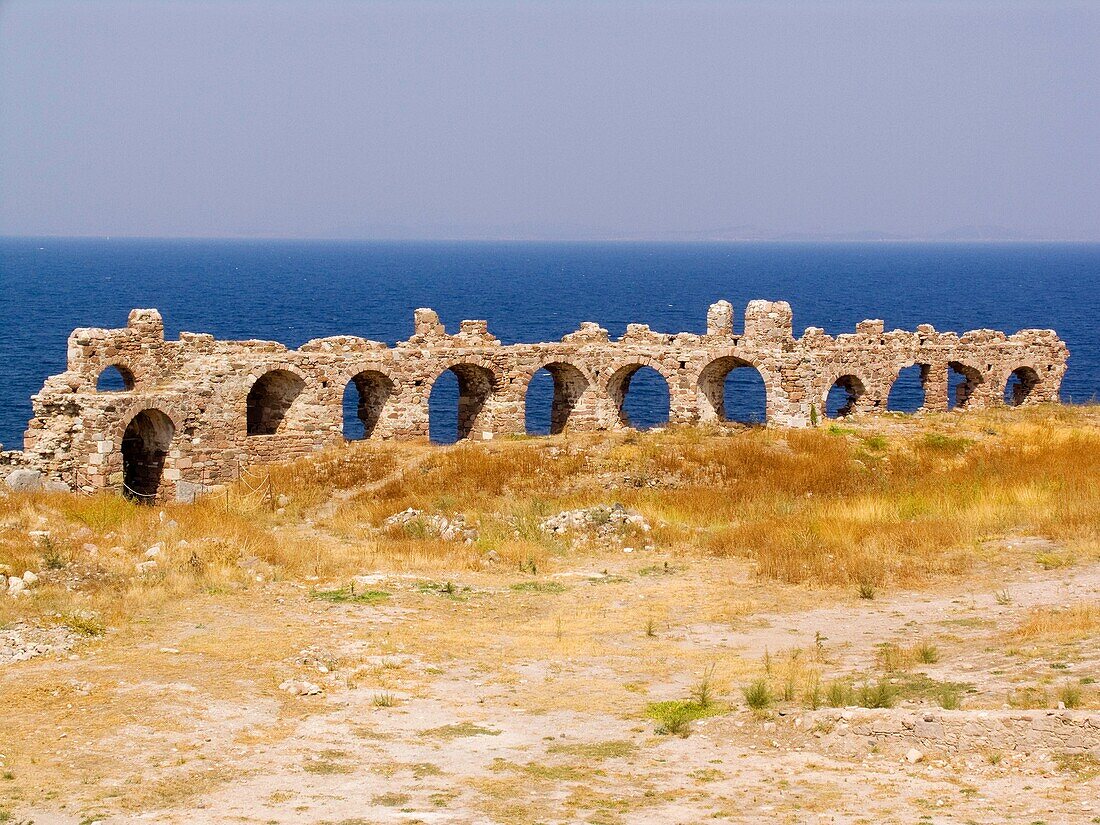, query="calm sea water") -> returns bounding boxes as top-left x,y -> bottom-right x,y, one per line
1,239 -> 1097,447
